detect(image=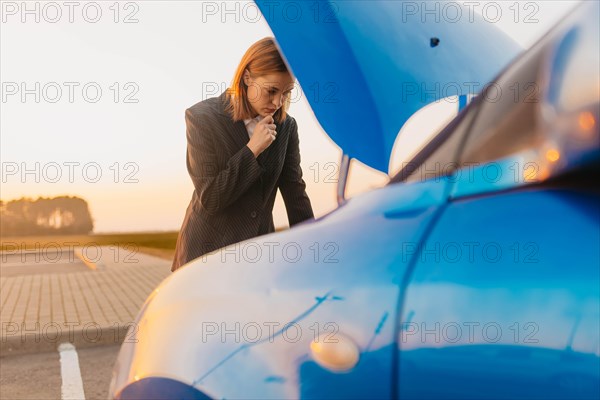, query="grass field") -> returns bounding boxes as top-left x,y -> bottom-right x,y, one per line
0,231 -> 179,260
